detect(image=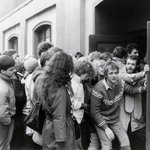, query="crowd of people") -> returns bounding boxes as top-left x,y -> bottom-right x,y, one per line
0,41 -> 149,150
